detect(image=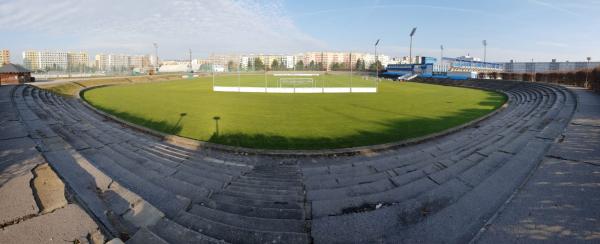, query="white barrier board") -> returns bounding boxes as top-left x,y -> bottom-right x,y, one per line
213,86 -> 377,93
